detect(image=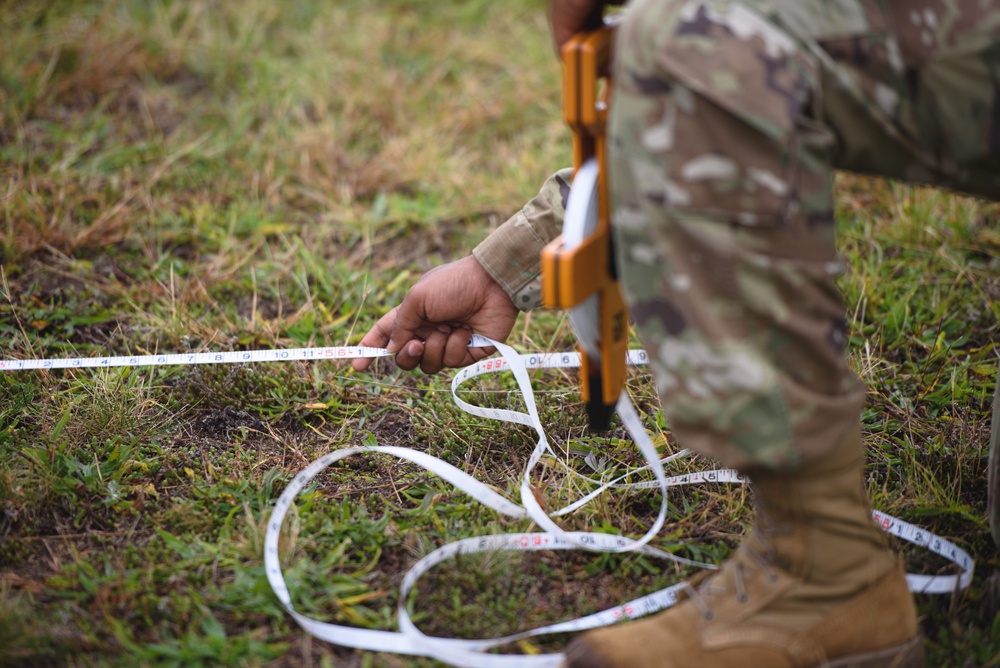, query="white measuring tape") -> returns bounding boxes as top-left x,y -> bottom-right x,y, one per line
1,335 -> 975,667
